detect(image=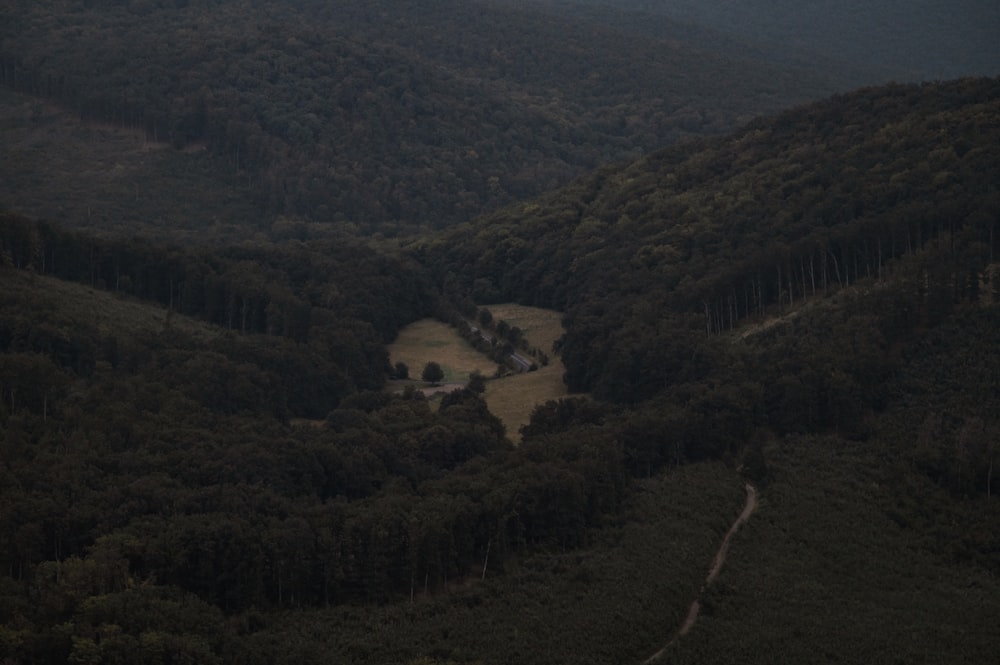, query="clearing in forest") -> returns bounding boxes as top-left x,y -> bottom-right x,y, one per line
483,303 -> 566,360
387,318 -> 495,385
388,304 -> 571,441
